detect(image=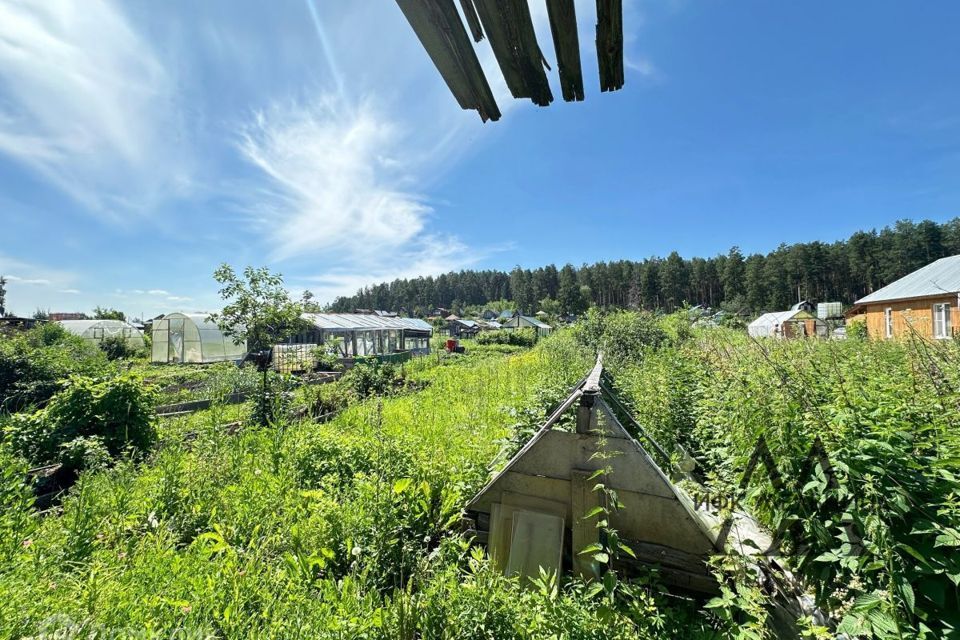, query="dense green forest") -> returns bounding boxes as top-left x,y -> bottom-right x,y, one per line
329,218 -> 960,316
